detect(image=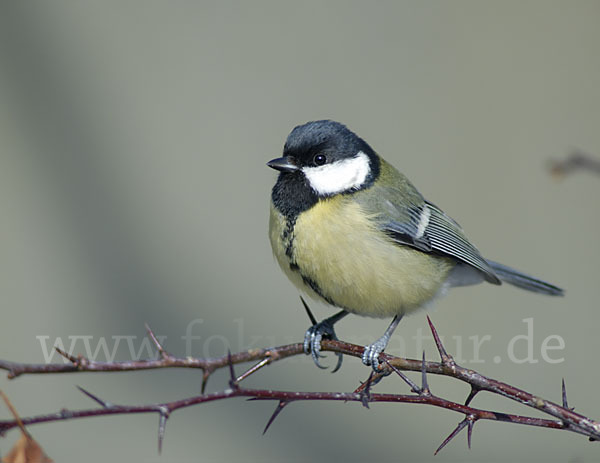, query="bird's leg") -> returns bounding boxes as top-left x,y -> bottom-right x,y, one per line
304,309 -> 348,372
362,314 -> 404,372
